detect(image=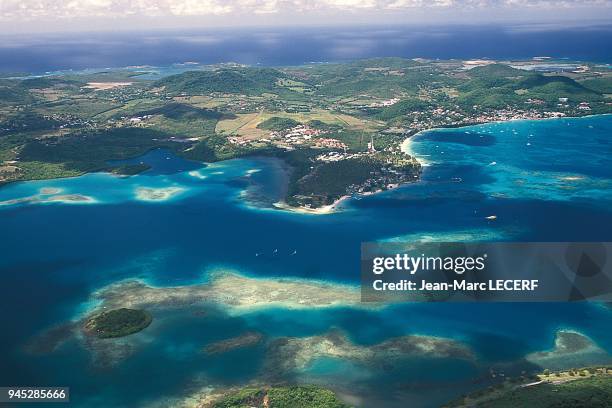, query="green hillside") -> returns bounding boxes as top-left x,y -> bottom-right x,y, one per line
135,102 -> 223,121
447,367 -> 612,408
458,64 -> 603,108
375,98 -> 432,121
257,116 -> 300,131
155,68 -> 285,95
479,376 -> 612,408
18,127 -> 176,173
211,385 -> 350,408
